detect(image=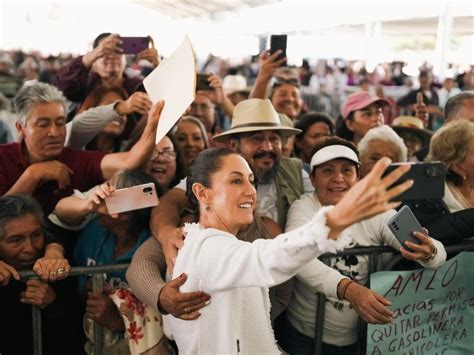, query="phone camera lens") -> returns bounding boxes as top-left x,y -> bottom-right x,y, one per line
143,187 -> 152,193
